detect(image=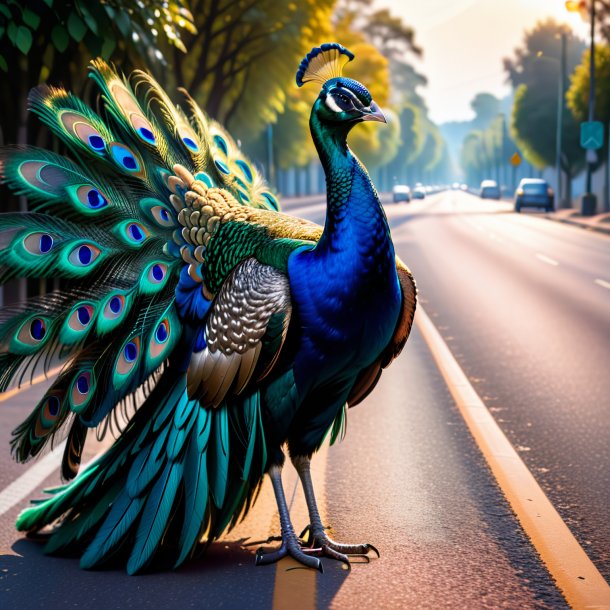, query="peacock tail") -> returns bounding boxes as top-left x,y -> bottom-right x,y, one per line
1,59 -> 313,573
